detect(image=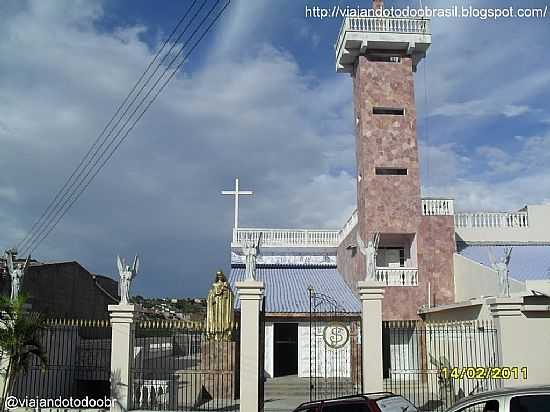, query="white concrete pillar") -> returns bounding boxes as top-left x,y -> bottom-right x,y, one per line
488,296 -> 550,387
357,280 -> 385,393
236,280 -> 264,412
109,304 -> 141,412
